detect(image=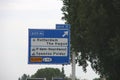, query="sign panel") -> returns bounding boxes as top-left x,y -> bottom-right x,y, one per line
56,24 -> 70,29
28,28 -> 70,64
52,78 -> 64,80
27,78 -> 45,80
